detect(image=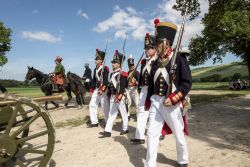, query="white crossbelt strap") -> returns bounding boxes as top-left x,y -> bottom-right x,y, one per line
110,72 -> 119,89
154,67 -> 169,85
142,54 -> 158,75
95,65 -> 103,81
142,61 -> 151,75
